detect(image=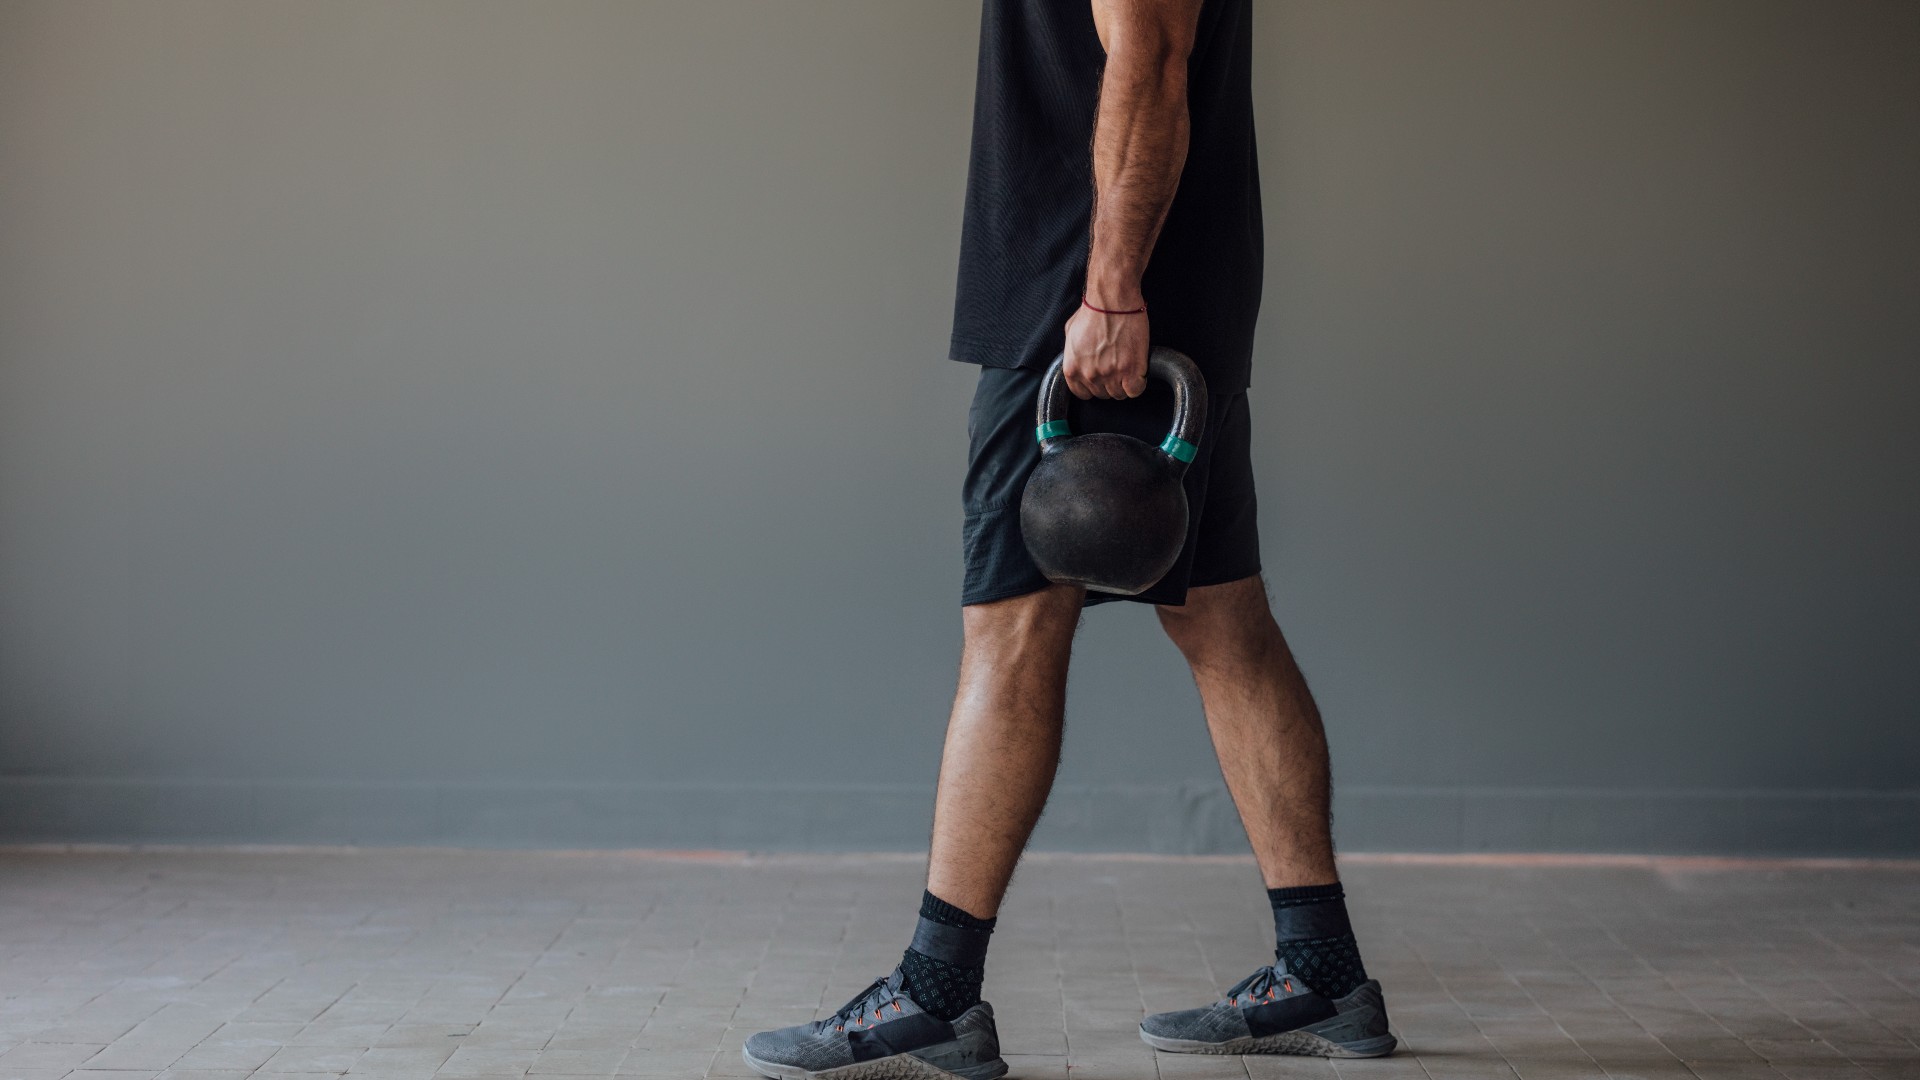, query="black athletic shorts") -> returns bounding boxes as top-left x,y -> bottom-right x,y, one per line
961,365 -> 1262,608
